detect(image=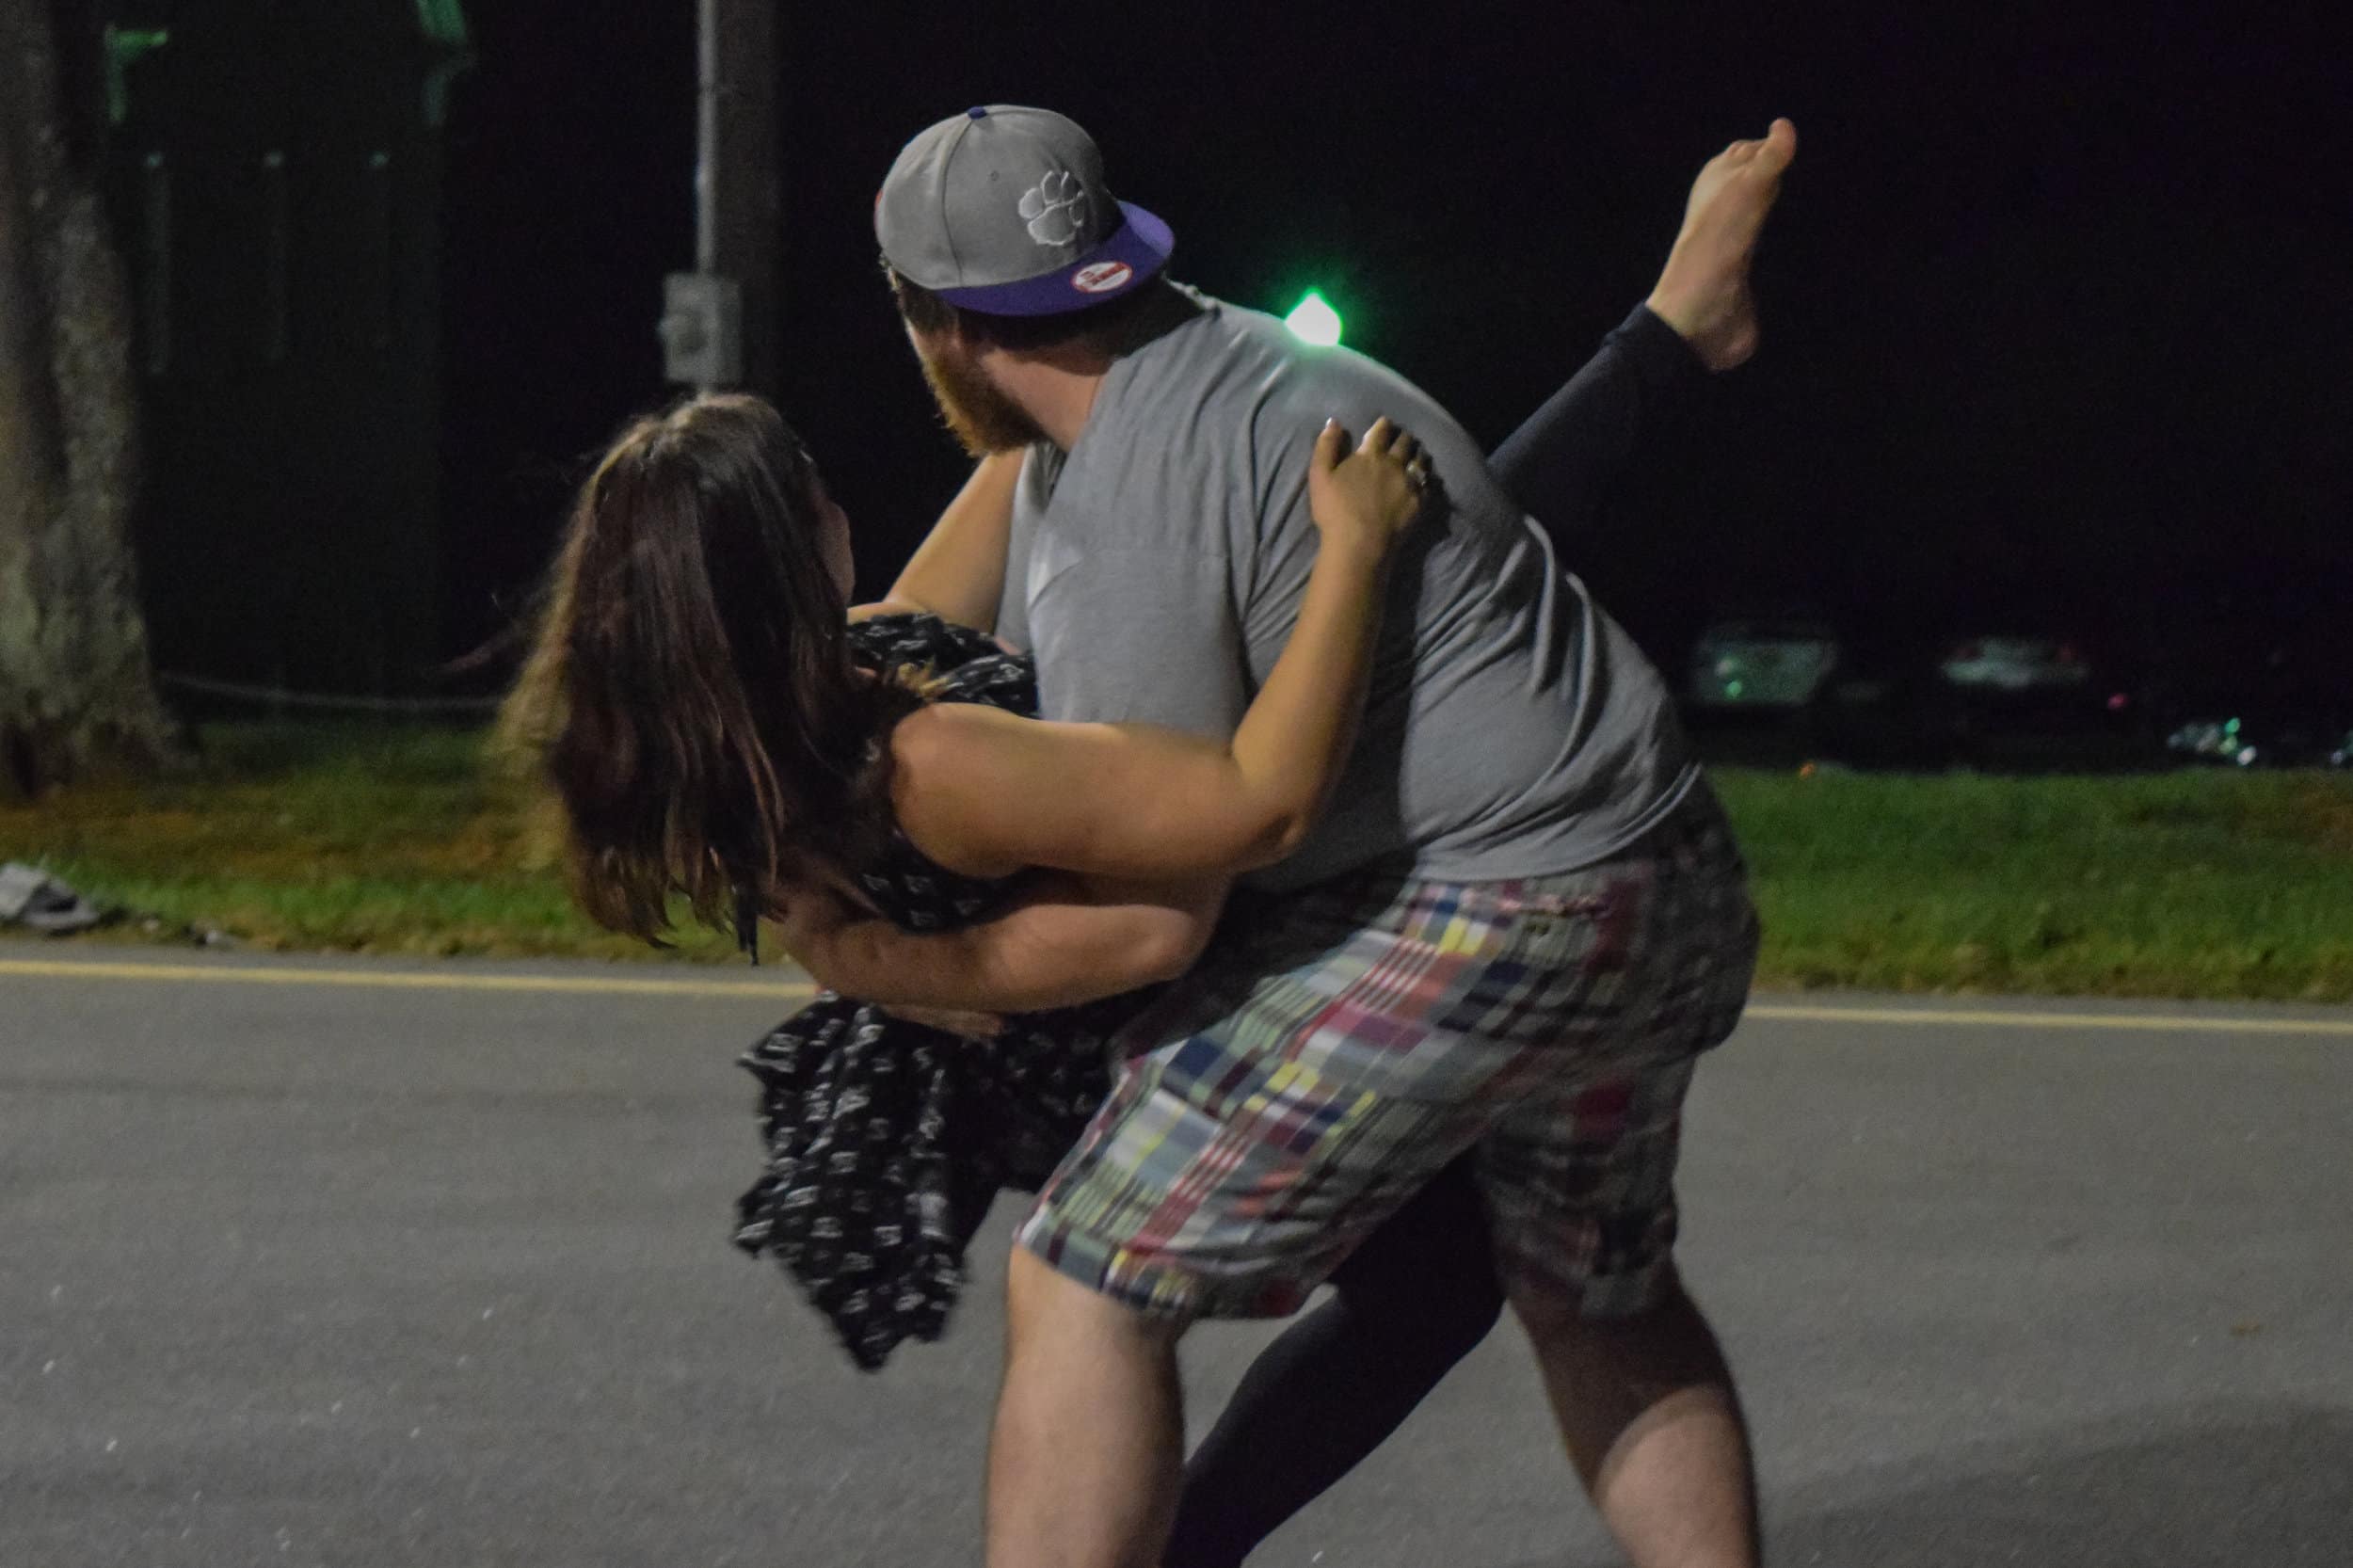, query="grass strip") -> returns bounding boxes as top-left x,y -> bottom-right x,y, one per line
4,724 -> 2350,1001
1721,766 -> 2353,1000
